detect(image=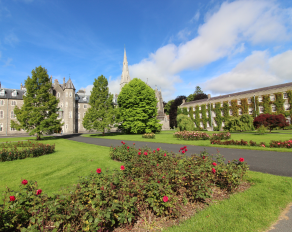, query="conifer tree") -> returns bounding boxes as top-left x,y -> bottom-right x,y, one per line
82,75 -> 115,135
11,66 -> 62,140
117,78 -> 162,134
